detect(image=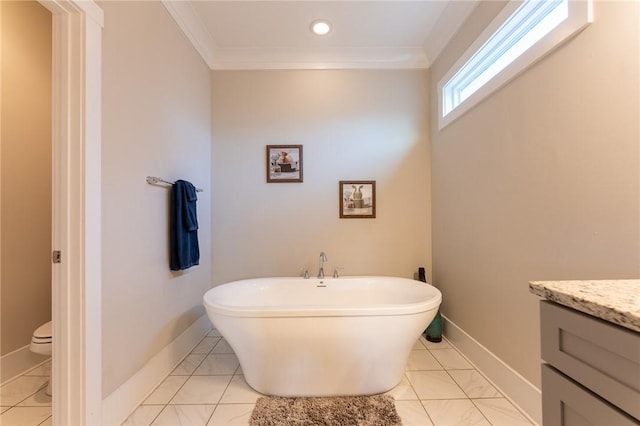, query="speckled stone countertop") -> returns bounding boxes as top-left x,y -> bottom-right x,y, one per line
529,280 -> 640,333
